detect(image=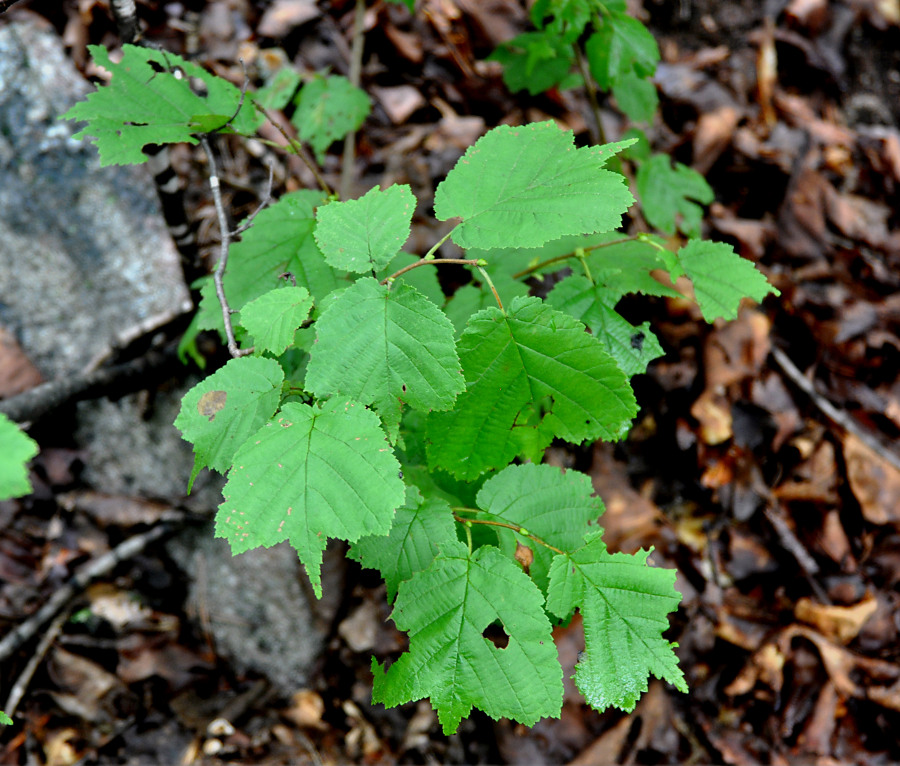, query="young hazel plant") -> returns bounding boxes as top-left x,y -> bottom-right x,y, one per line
61,43 -> 779,733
